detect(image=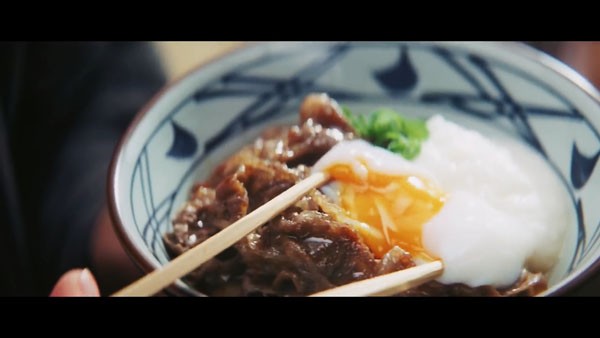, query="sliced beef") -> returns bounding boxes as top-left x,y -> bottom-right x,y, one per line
299,93 -> 355,132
